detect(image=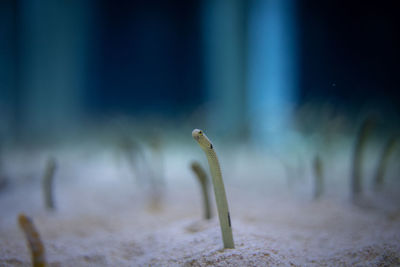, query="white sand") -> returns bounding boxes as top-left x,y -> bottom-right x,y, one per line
1,143 -> 400,266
